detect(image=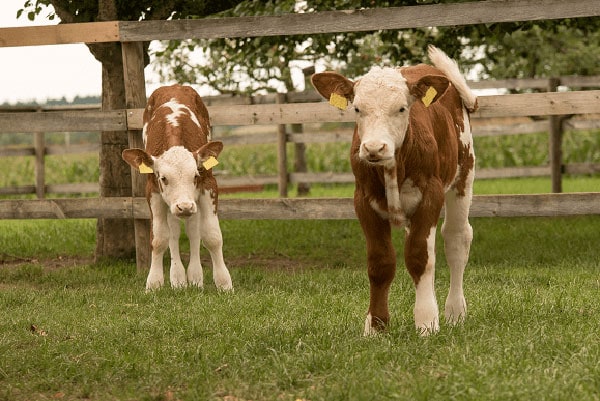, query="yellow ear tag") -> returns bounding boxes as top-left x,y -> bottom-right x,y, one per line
139,162 -> 153,174
422,86 -> 437,107
329,93 -> 348,110
202,156 -> 219,170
